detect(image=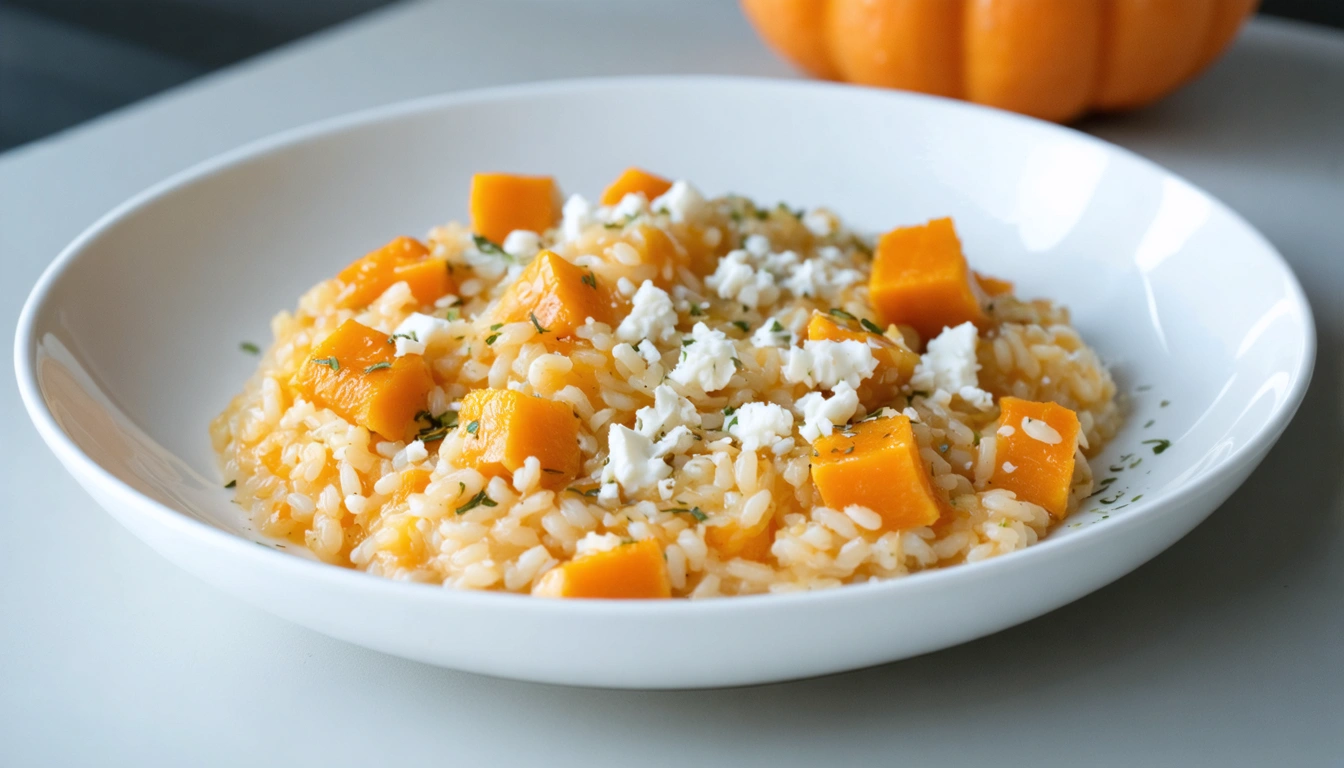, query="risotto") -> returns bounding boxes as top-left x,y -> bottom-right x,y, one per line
212,168 -> 1120,598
